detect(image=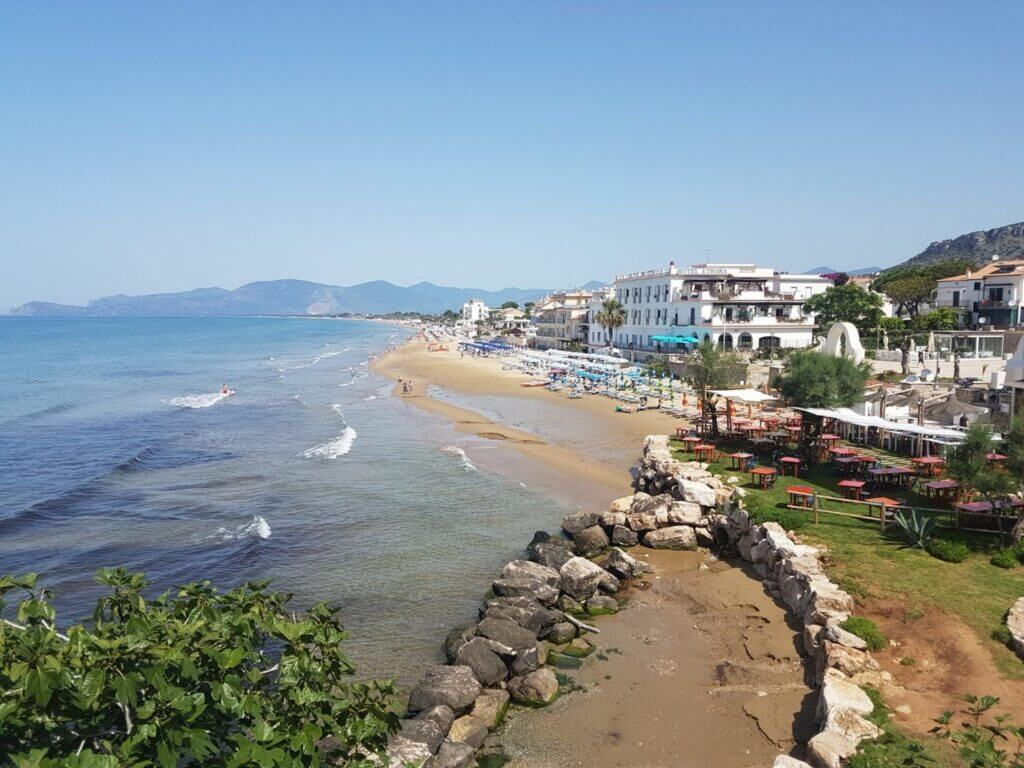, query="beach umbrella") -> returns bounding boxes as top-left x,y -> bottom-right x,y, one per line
927,332 -> 935,353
